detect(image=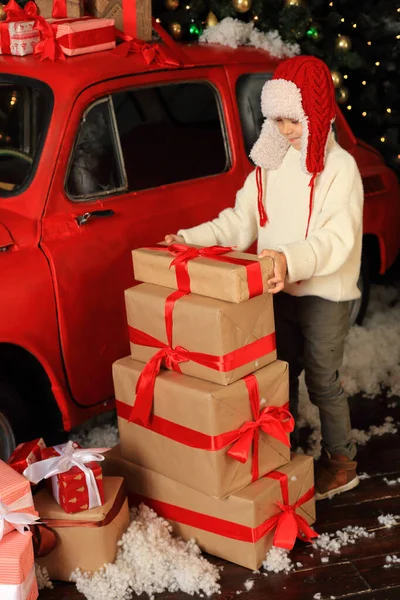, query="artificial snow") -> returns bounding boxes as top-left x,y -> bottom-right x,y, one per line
377,514 -> 400,528
70,422 -> 119,449
312,526 -> 375,554
384,555 -> 400,568
71,504 -> 221,600
243,579 -> 255,591
35,564 -> 53,590
383,476 -> 400,485
199,17 -> 299,58
262,546 -> 294,574
313,594 -> 322,600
